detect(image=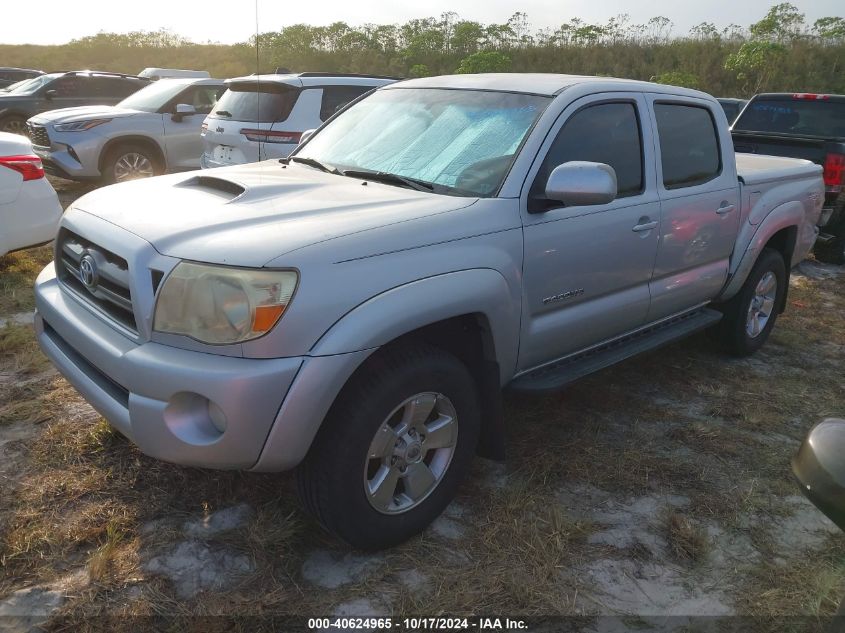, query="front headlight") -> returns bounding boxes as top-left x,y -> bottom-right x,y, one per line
153,262 -> 298,344
54,118 -> 112,132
